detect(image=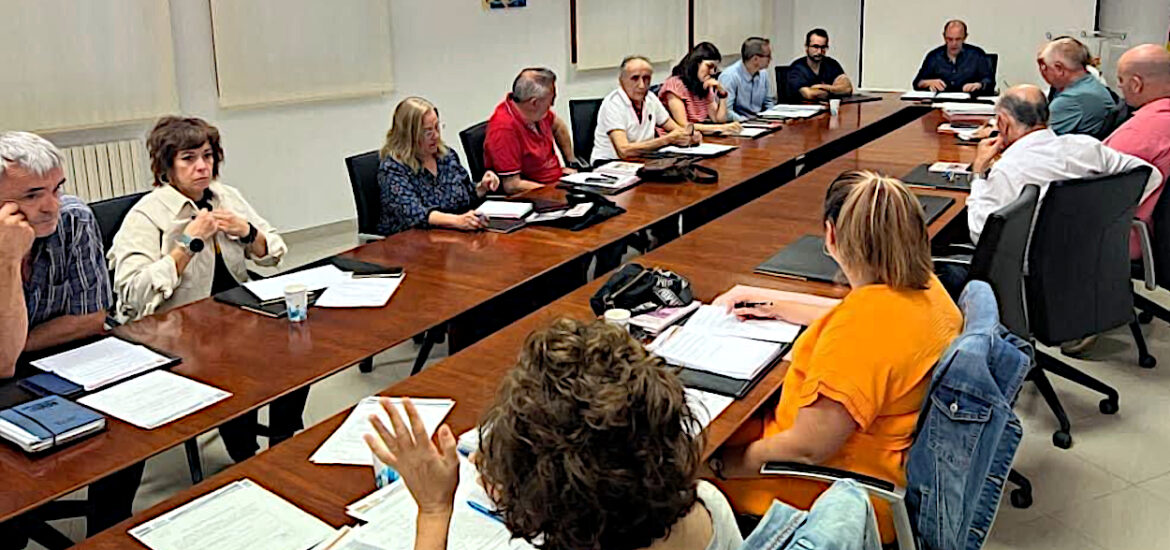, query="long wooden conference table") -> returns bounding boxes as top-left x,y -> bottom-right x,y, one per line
77,109 -> 976,548
1,94 -> 933,528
